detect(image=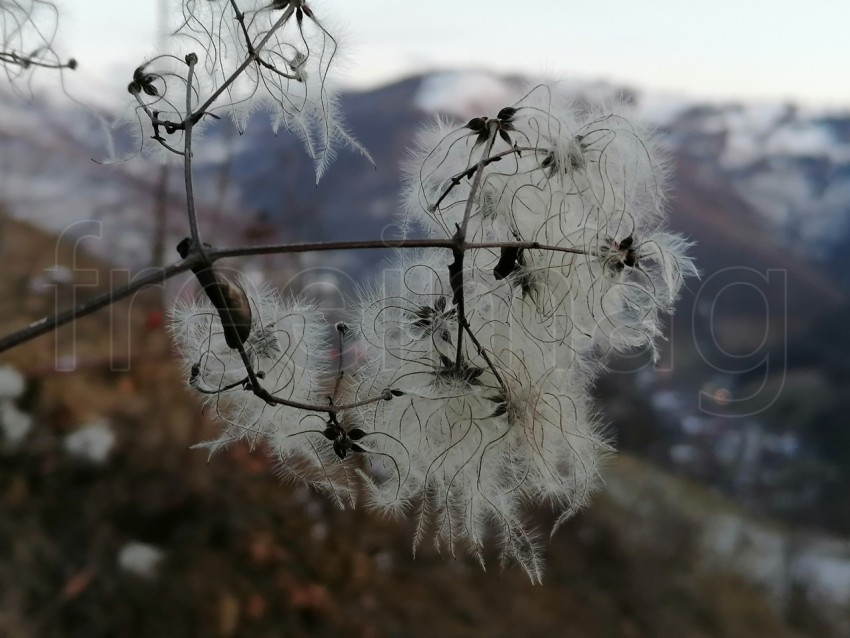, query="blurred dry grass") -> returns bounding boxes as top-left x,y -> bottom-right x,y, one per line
0,211 -> 828,637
